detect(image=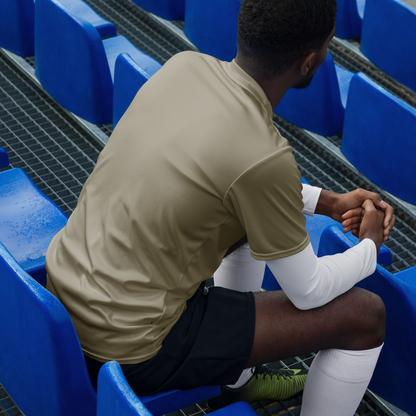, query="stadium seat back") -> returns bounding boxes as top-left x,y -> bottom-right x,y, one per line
335,0 -> 365,39
0,242 -> 97,416
274,52 -> 353,137
58,0 -> 117,38
35,0 -> 114,124
184,0 -> 242,61
0,0 -> 35,56
0,168 -> 68,286
97,361 -> 252,416
0,146 -> 9,167
341,72 -> 416,205
113,52 -> 162,127
131,0 -> 185,20
361,0 -> 416,93
317,224 -> 416,415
